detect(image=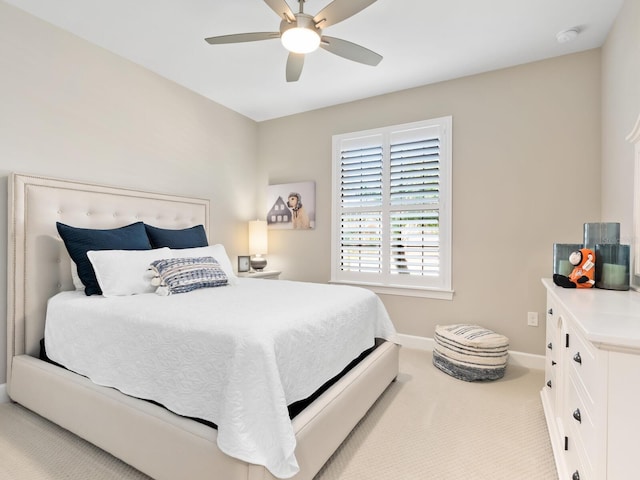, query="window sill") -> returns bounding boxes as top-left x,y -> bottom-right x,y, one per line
329,280 -> 454,300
